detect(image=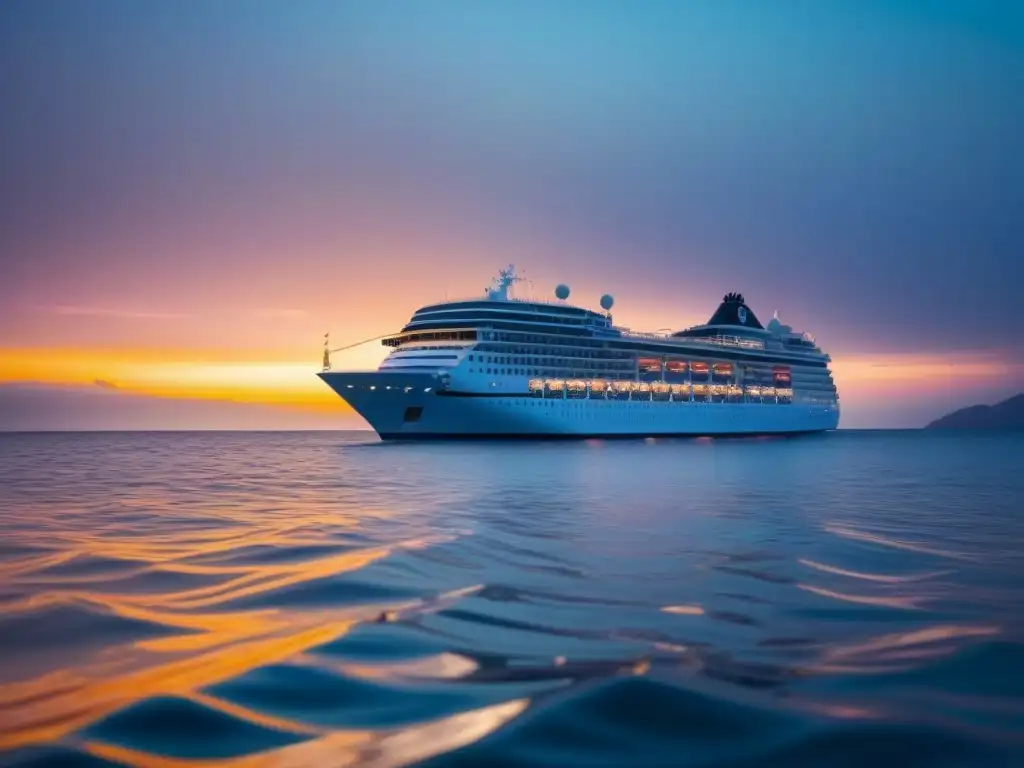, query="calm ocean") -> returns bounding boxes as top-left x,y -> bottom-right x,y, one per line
0,430 -> 1022,767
